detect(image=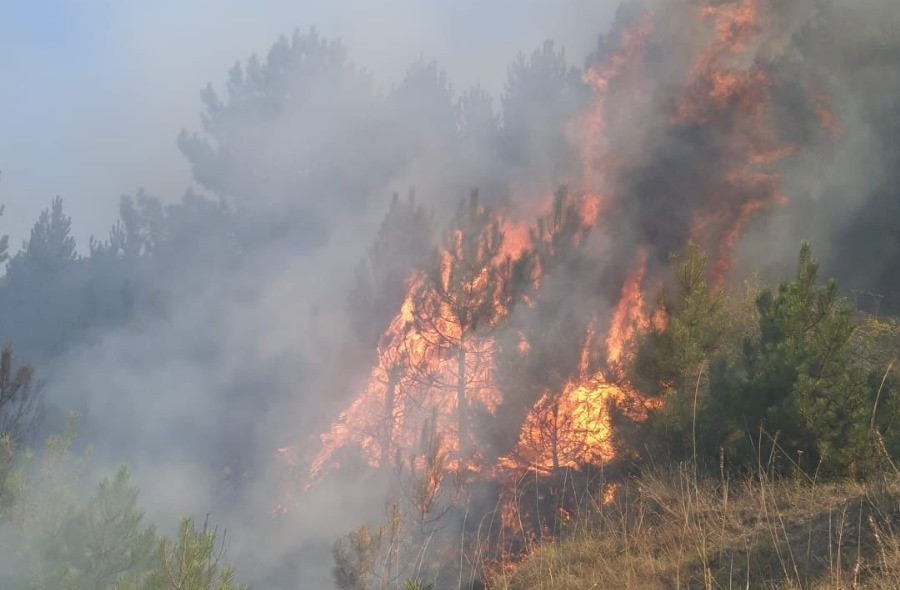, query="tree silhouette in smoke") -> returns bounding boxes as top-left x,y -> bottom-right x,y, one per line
411,192 -> 507,462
